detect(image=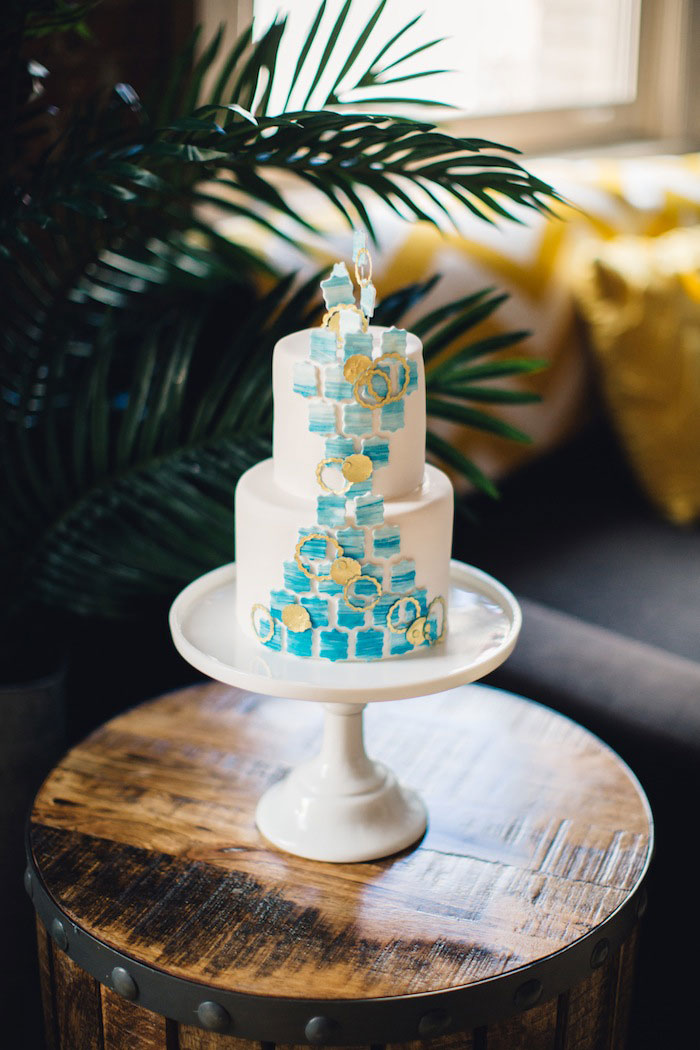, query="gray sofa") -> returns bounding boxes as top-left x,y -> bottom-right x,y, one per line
462,418 -> 700,1048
